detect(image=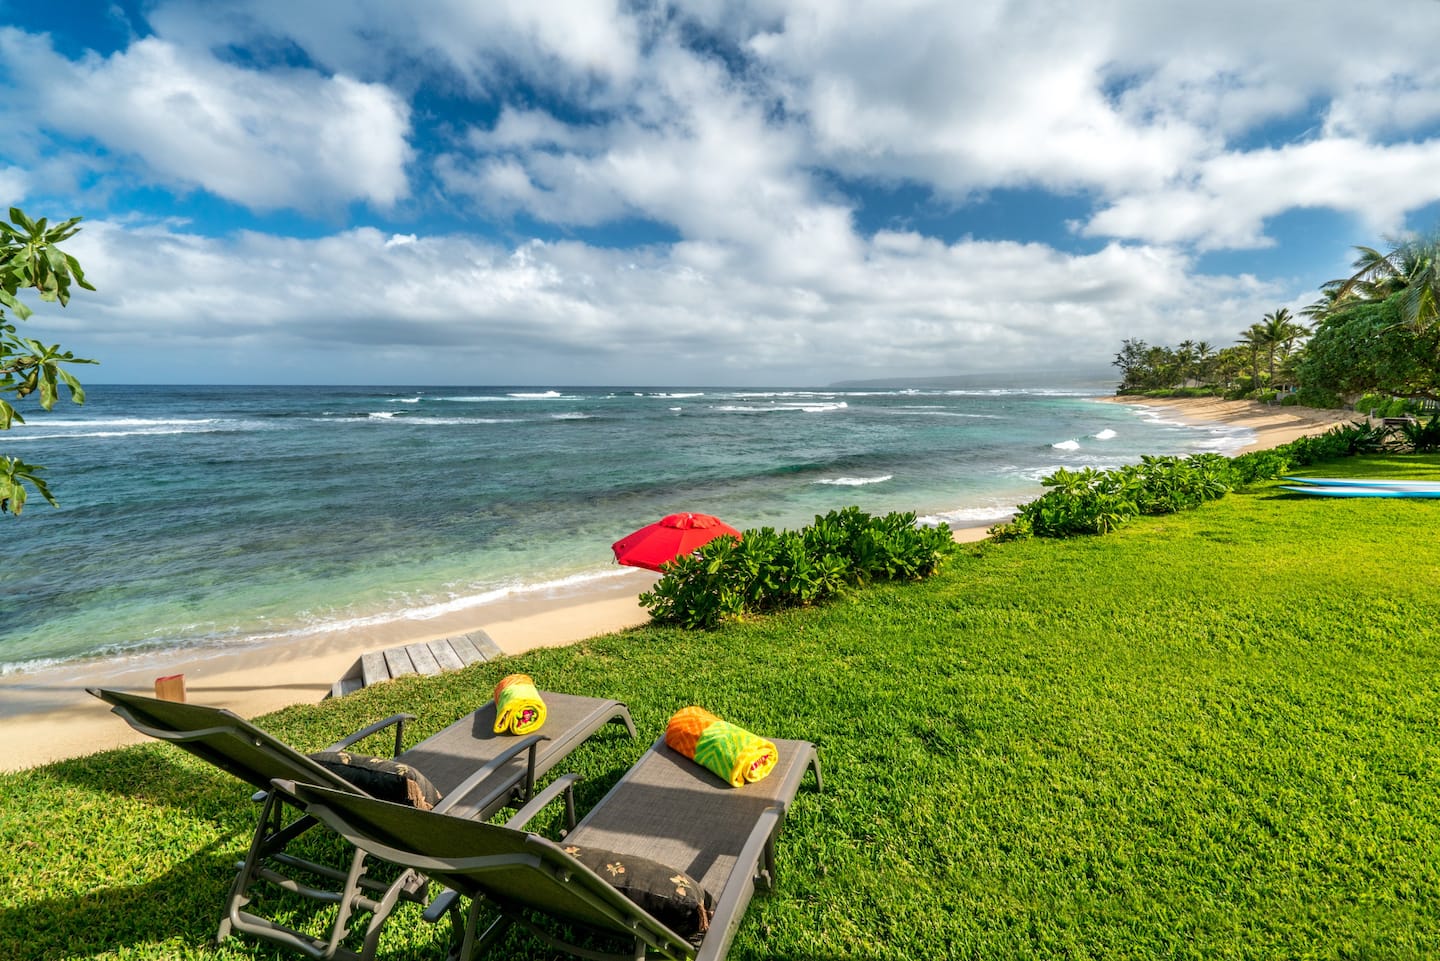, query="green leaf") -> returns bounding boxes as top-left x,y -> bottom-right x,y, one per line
0,288 -> 33,321
56,367 -> 86,404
